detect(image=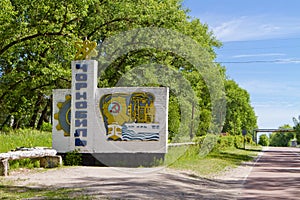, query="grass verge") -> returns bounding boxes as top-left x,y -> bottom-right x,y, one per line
0,178 -> 91,200
164,144 -> 262,176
